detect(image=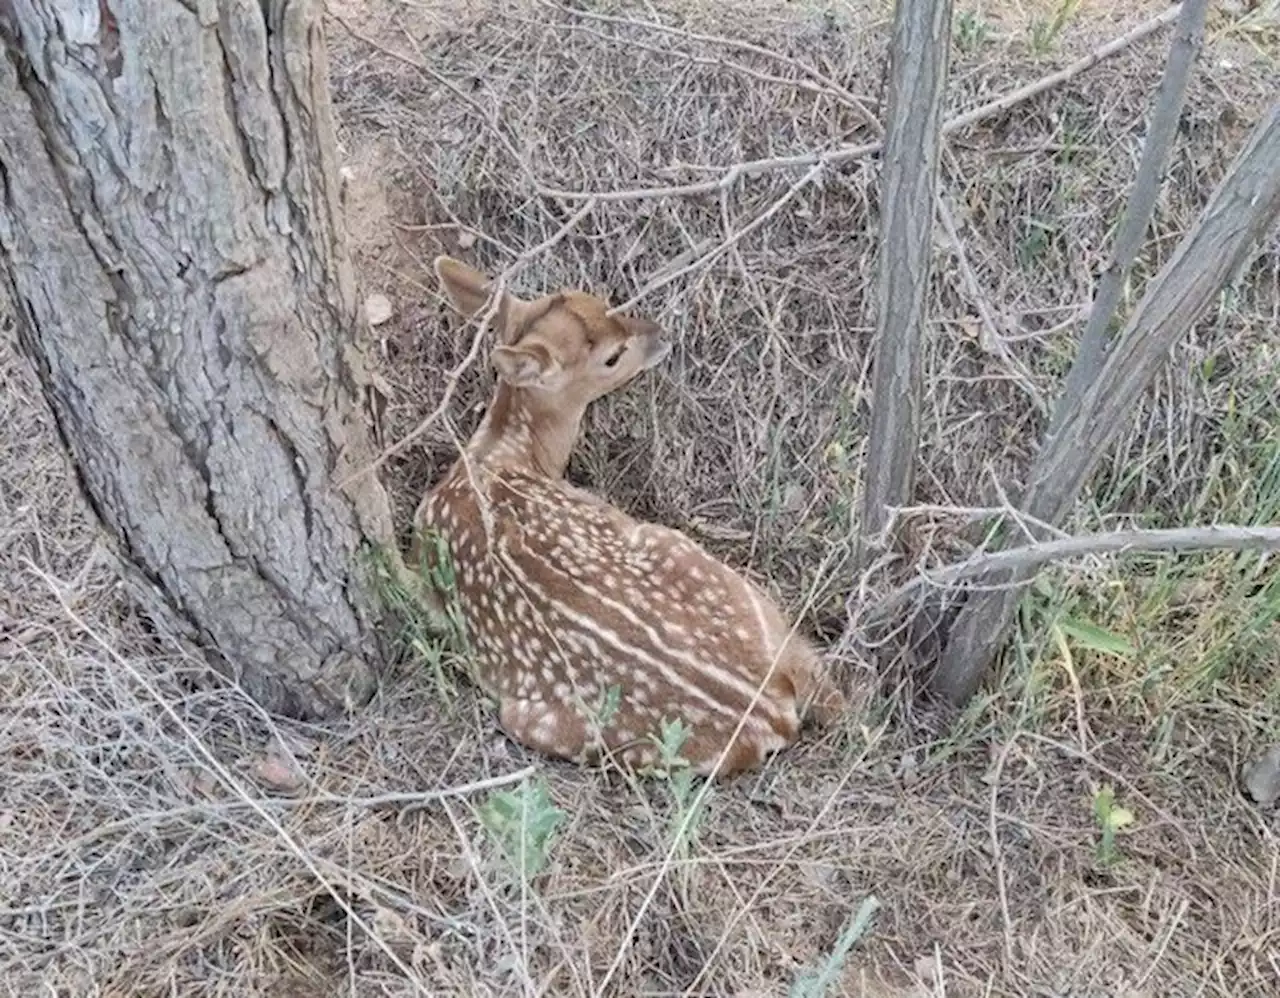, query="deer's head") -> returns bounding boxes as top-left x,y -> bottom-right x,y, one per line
435,256 -> 670,408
